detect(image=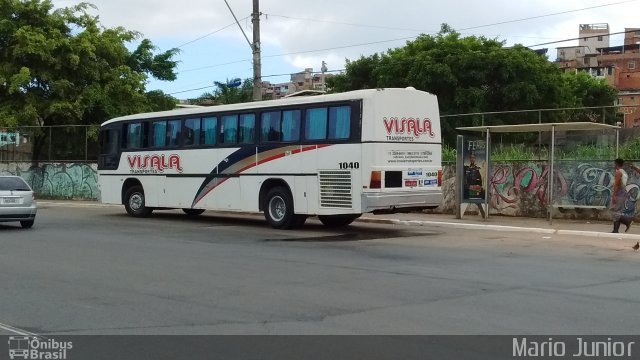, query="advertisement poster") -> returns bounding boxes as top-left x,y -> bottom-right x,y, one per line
462,138 -> 487,203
